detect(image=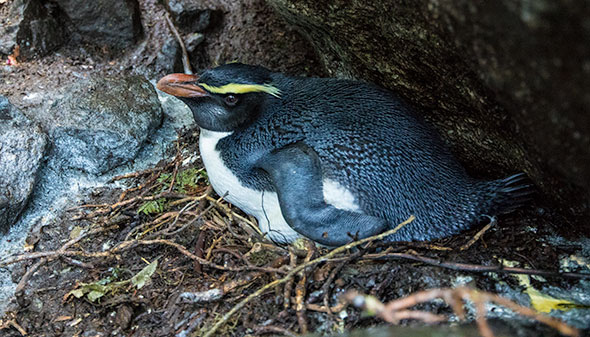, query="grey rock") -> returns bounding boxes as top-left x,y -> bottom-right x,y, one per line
185,32 -> 204,53
155,38 -> 183,74
0,0 -> 66,58
163,0 -> 221,33
268,0 -> 590,229
0,17 -> 18,55
0,96 -> 47,232
40,76 -> 163,176
53,0 -> 142,49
